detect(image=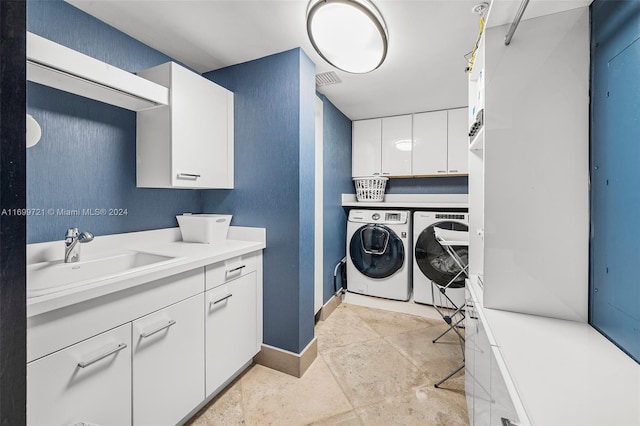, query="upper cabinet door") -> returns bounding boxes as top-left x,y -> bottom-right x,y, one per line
381,115 -> 412,176
170,64 -> 233,188
413,110 -> 448,175
352,119 -> 382,177
137,62 -> 234,189
447,107 -> 469,174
